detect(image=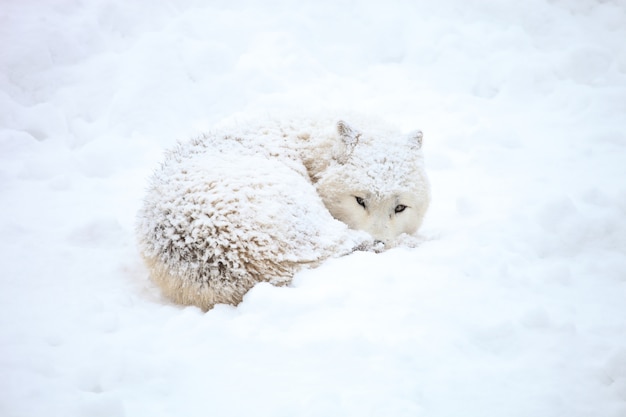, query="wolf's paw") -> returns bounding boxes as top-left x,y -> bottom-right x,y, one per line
352,238 -> 385,253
